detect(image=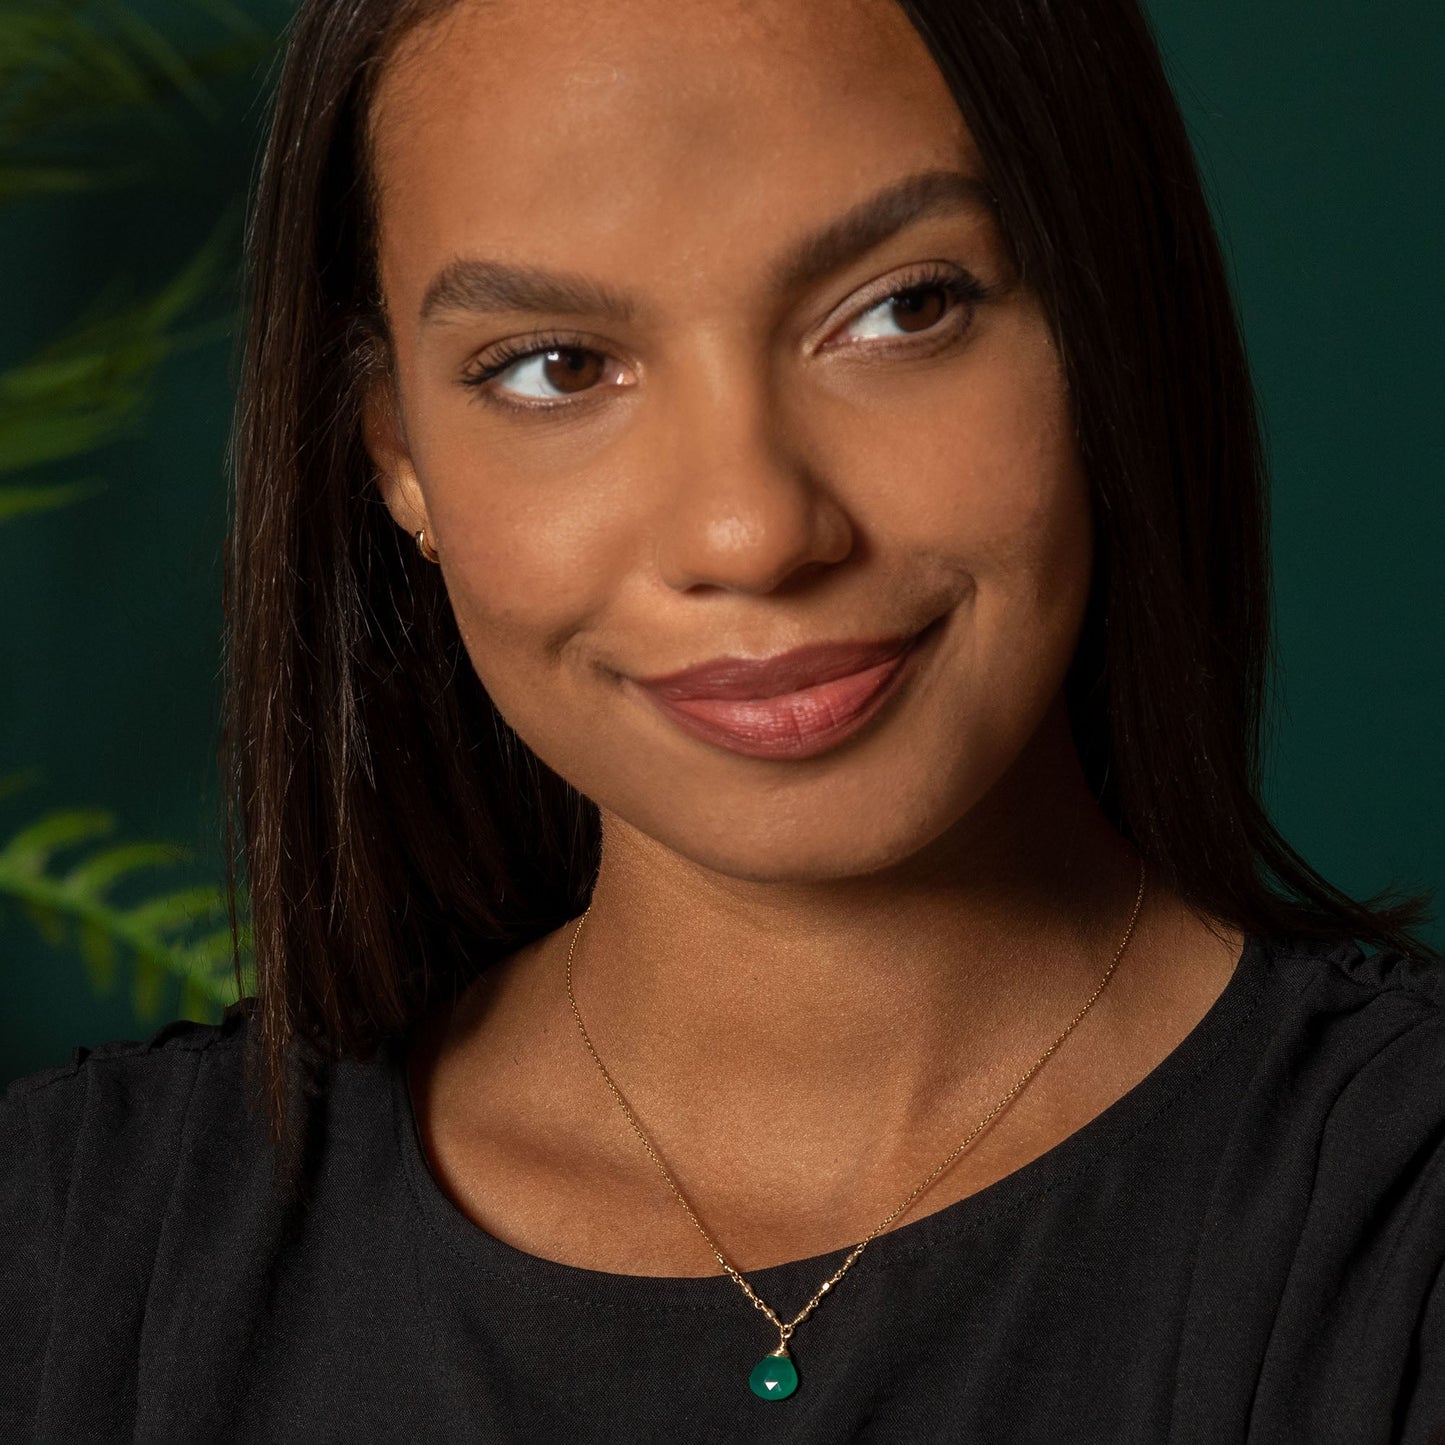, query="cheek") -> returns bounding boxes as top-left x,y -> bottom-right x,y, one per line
405,414 -> 625,671
875,321 -> 1092,621
862,321 -> 1094,793
968,394 -> 1092,632
434,522 -> 603,771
